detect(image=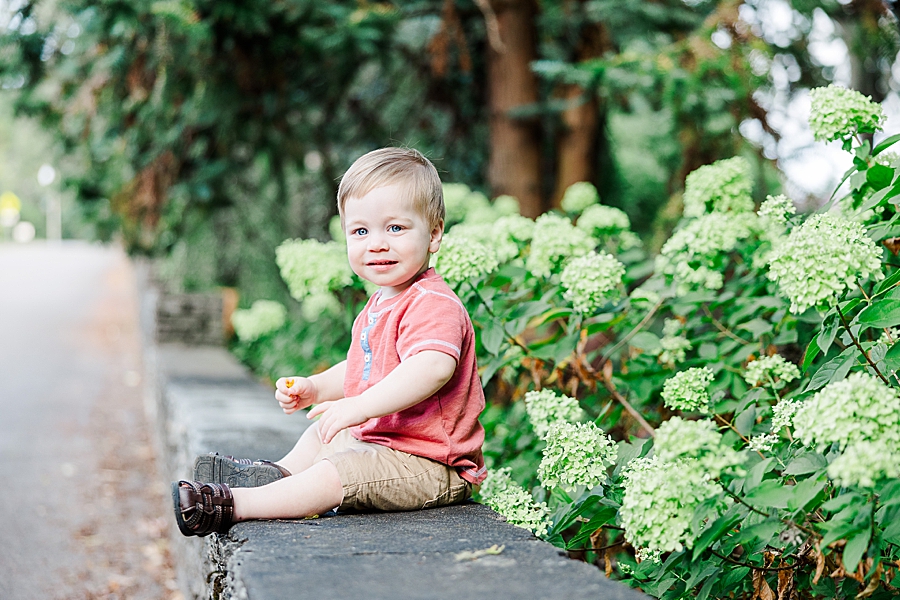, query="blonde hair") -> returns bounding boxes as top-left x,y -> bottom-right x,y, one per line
337,147 -> 444,230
